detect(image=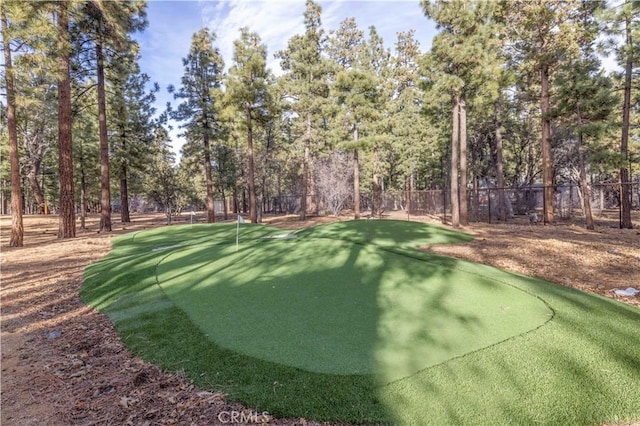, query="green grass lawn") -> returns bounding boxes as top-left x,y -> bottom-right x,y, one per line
82,219 -> 640,425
